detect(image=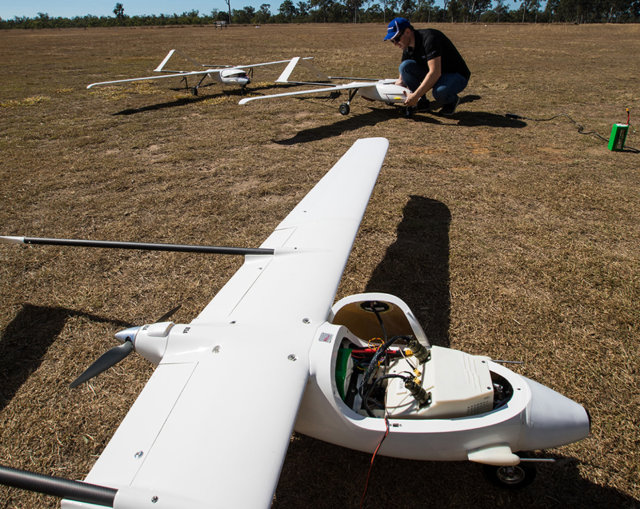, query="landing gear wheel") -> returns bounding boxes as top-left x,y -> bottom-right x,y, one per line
483,463 -> 536,489
191,88 -> 198,96
339,103 -> 350,115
